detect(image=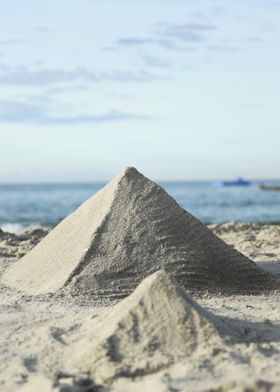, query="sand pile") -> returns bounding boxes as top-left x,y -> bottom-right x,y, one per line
66,271 -> 225,383
2,167 -> 278,299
